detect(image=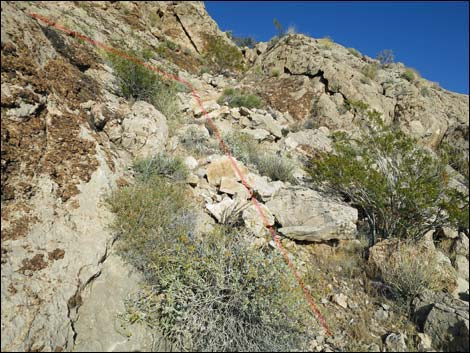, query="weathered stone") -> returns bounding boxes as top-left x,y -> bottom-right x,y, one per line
241,128 -> 271,141
242,203 -> 275,236
265,187 -> 358,242
331,293 -> 348,309
384,333 -> 407,352
121,101 -> 168,158
184,156 -> 199,170
219,176 -> 250,199
206,156 -> 248,186
412,290 -> 469,352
